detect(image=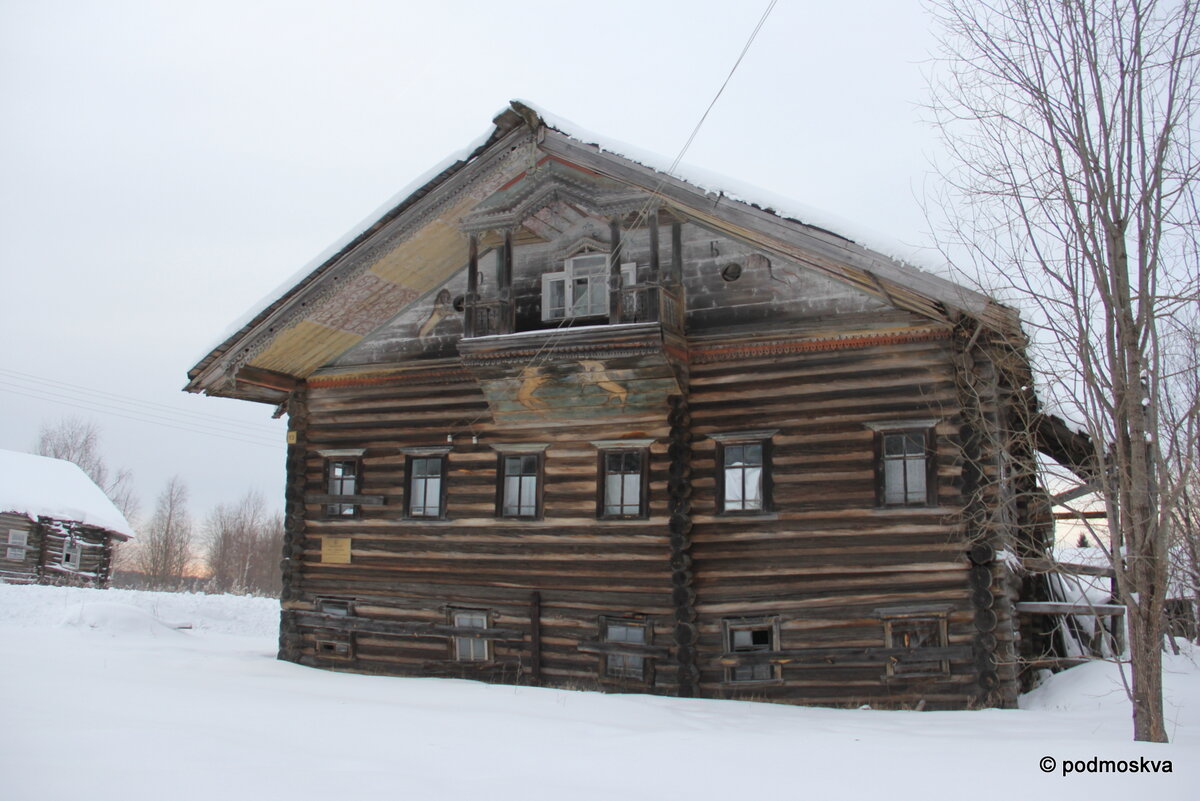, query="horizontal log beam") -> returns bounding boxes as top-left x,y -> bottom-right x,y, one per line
714,645 -> 973,667
292,611 -> 525,640
575,641 -> 673,658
